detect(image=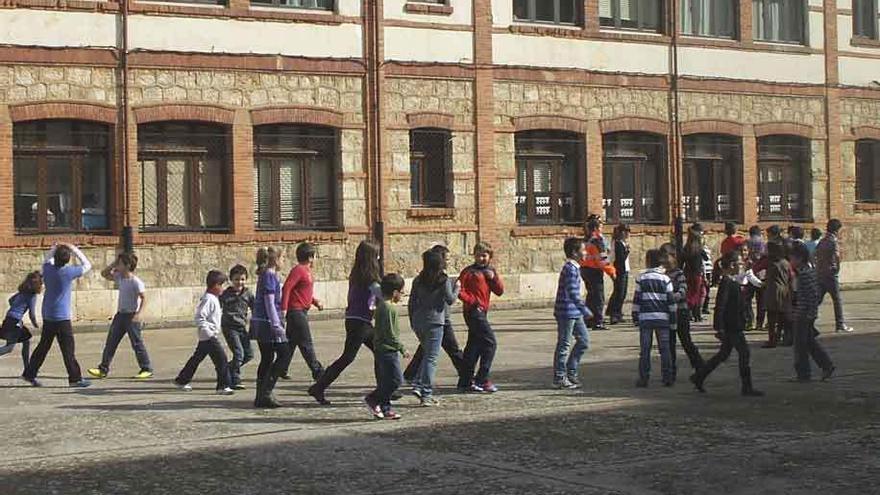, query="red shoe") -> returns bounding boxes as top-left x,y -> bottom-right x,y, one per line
478,381 -> 498,393
363,396 -> 384,419
383,410 -> 402,420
